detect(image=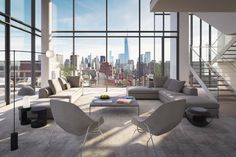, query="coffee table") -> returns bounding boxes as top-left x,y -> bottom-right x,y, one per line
89,96 -> 139,115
